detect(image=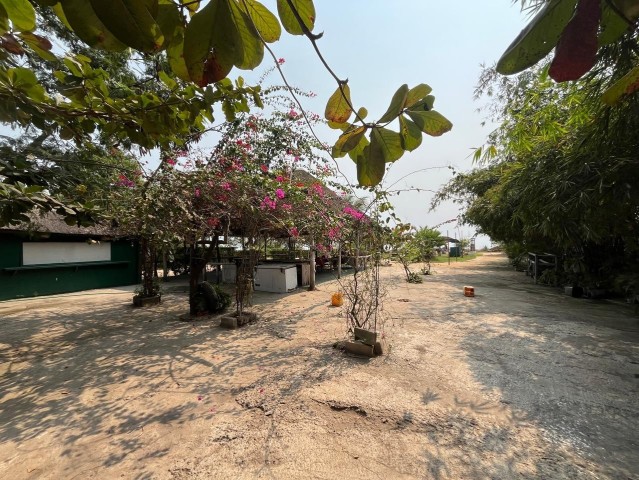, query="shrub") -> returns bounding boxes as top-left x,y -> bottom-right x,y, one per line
191,282 -> 231,315
407,272 -> 423,284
